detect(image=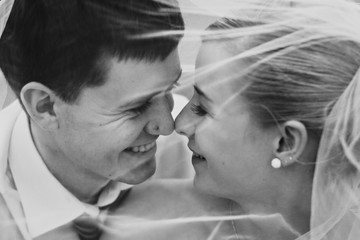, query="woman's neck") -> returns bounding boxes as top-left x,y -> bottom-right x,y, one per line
230,195 -> 310,238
